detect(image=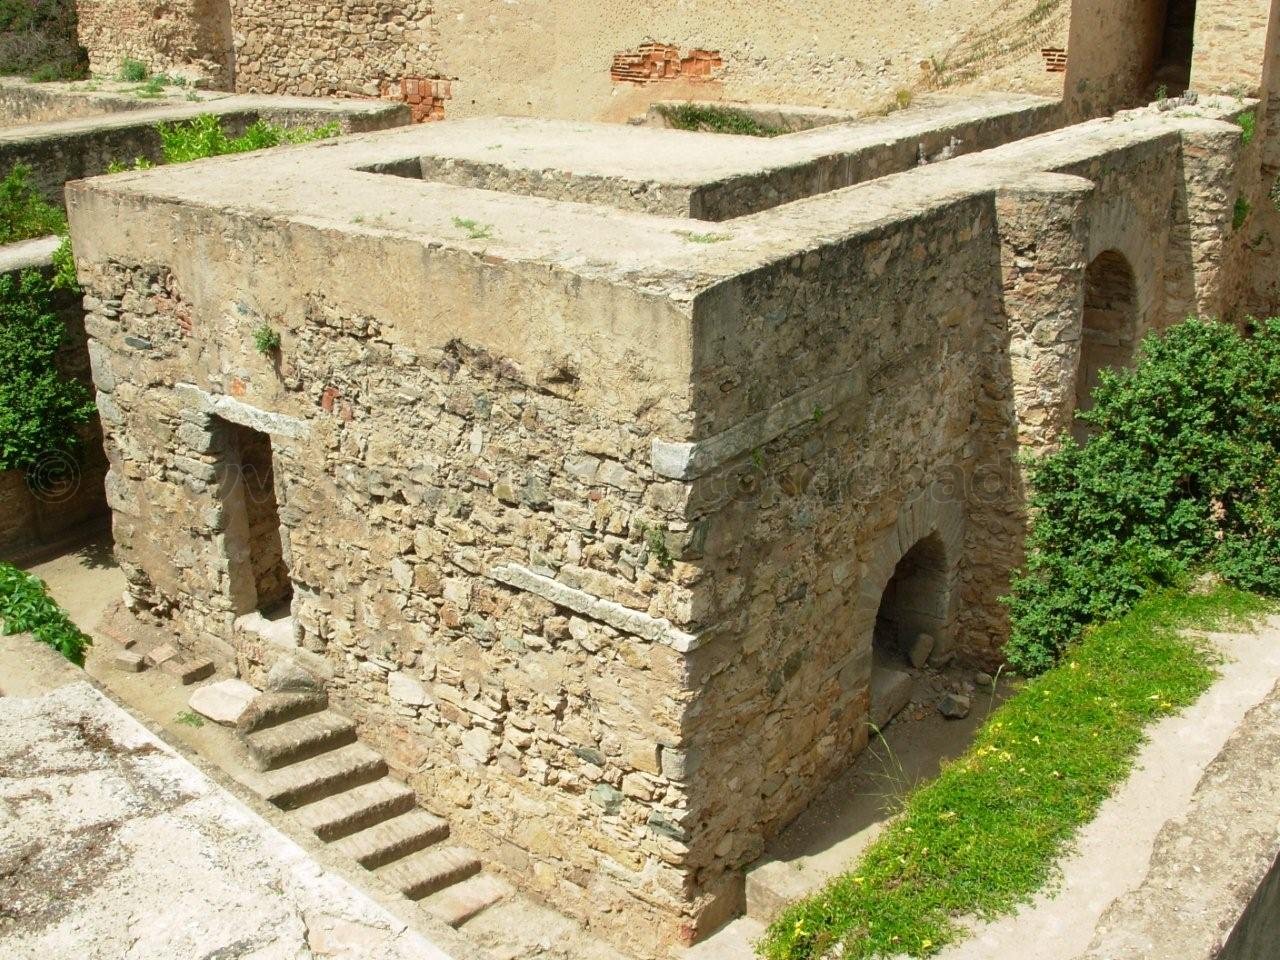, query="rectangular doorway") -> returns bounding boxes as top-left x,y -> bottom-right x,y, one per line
218,419 -> 292,615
